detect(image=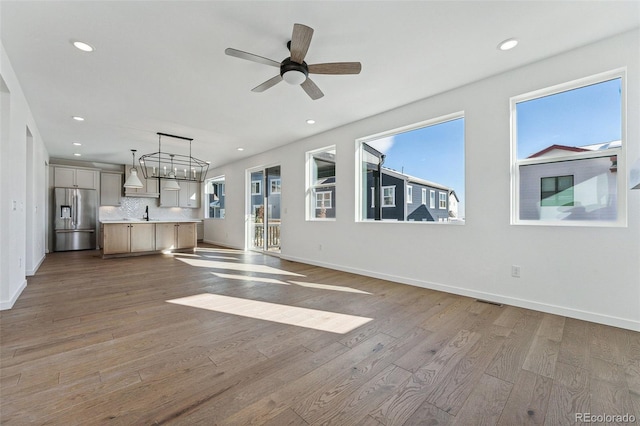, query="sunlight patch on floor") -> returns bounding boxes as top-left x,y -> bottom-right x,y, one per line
166,293 -> 373,334
213,272 -> 290,285
288,281 -> 372,295
176,257 -> 304,276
